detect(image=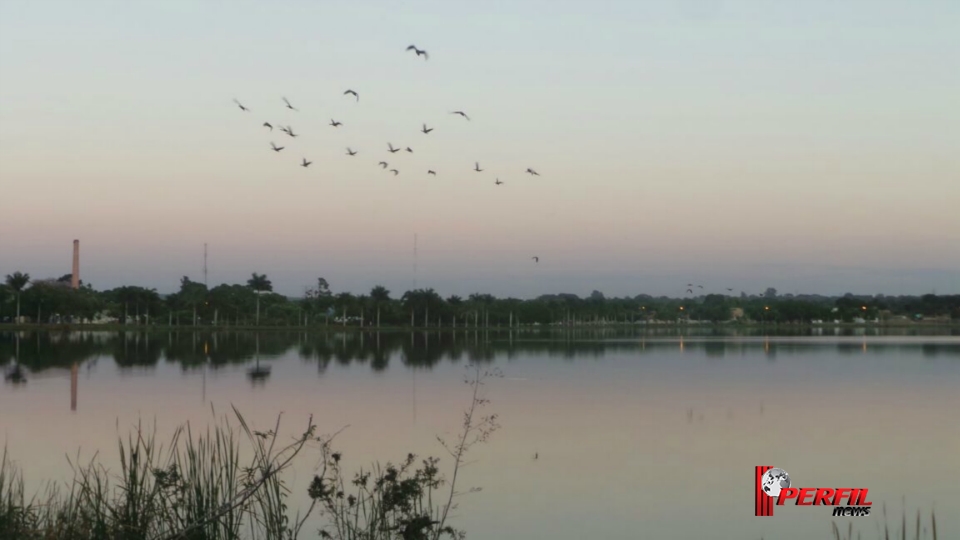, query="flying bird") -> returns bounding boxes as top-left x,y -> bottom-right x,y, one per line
263,122 -> 273,130
301,158 -> 312,167
387,143 -> 400,153
233,99 -> 249,112
495,179 -> 503,185
686,289 -> 693,294
283,97 -> 298,111
532,256 -> 539,263
474,162 -> 483,172
346,148 -> 357,156
427,170 -> 436,175
280,126 -> 298,137
525,168 -> 540,176
405,147 -> 413,153
330,119 -> 342,127
698,285 -> 704,289
727,288 -> 734,292
378,161 -> 388,169
421,123 -> 433,134
343,89 -> 359,101
270,142 -> 284,152
450,111 -> 470,120
389,169 -> 399,176
687,283 -> 693,287
405,45 -> 428,59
